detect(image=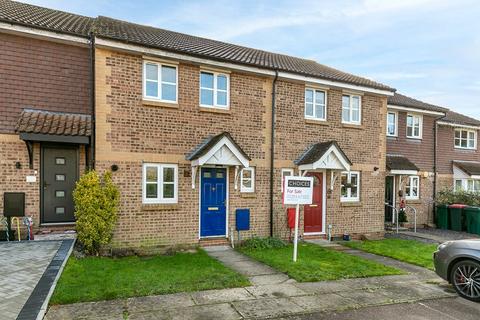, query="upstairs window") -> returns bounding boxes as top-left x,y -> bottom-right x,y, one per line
143,163 -> 178,204
405,175 -> 420,200
200,71 -> 229,108
342,94 -> 361,125
341,171 -> 360,202
387,111 -> 398,136
454,129 -> 476,149
240,167 -> 255,193
406,114 -> 422,139
305,89 -> 326,121
143,61 -> 177,102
